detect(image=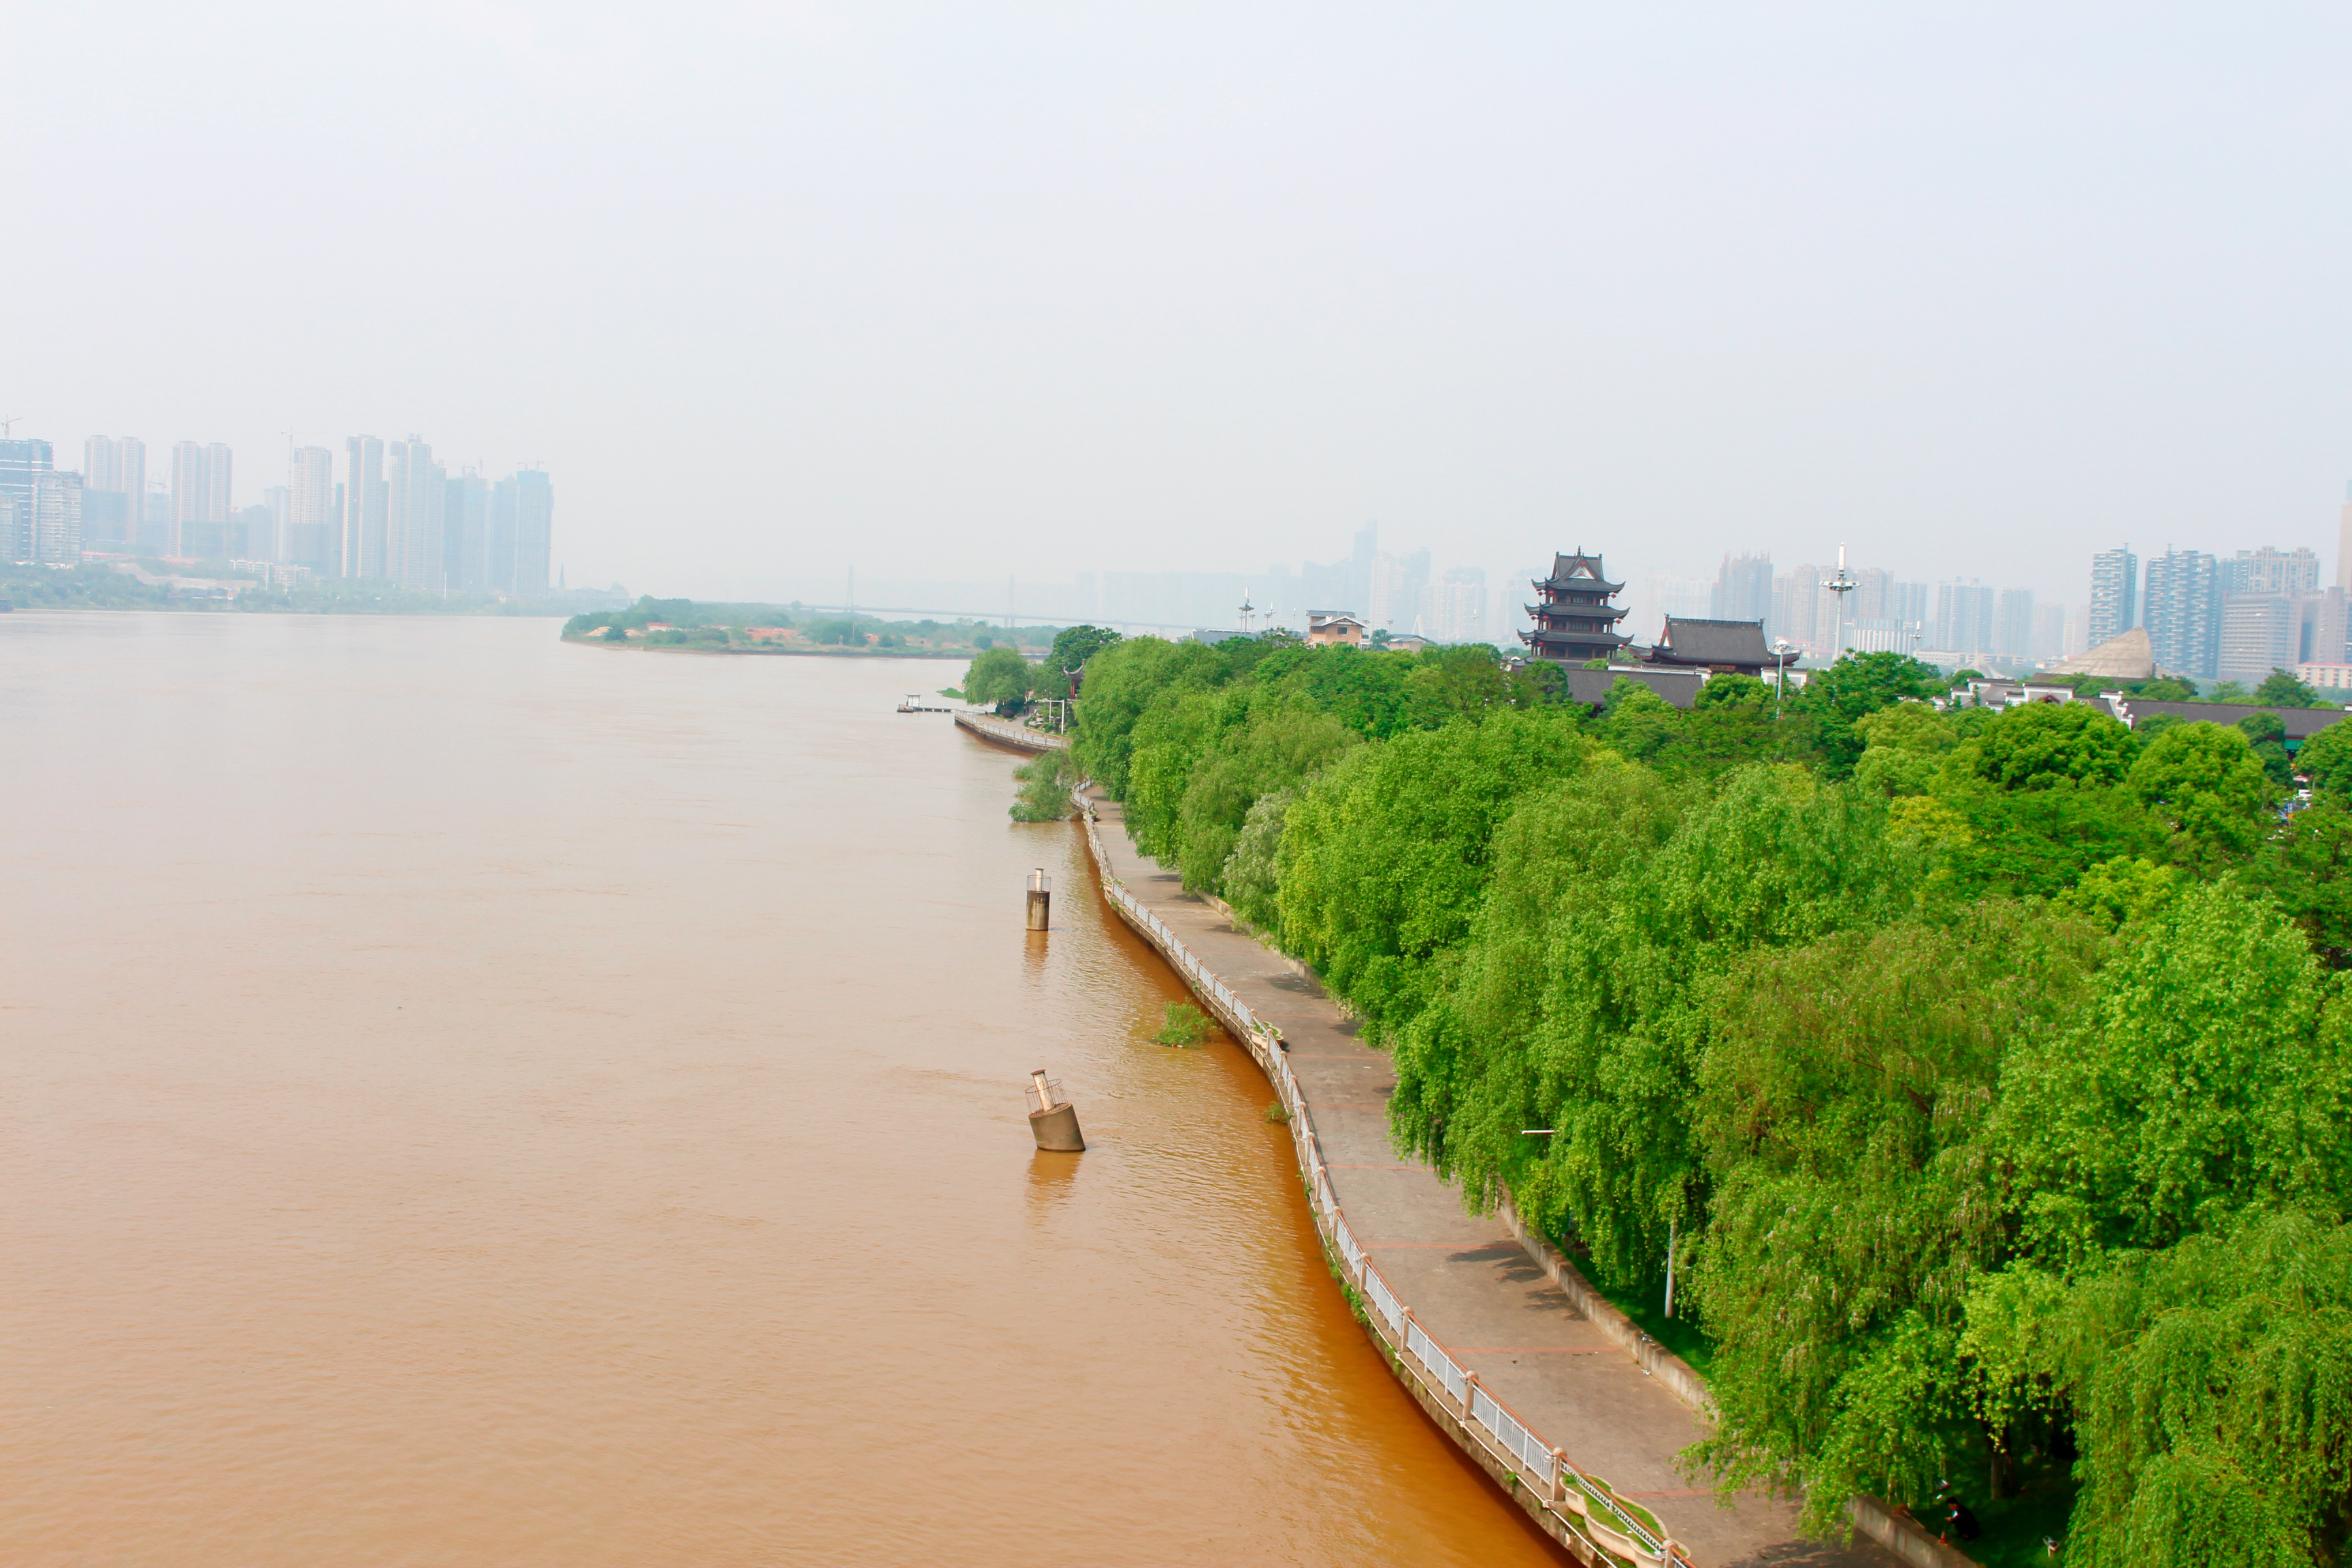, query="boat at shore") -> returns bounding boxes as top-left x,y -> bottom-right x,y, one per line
896,693 -> 953,713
